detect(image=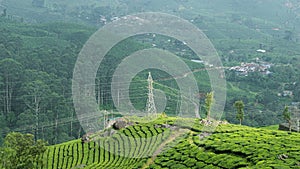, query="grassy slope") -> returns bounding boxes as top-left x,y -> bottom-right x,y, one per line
39,115 -> 300,169
260,125 -> 280,130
